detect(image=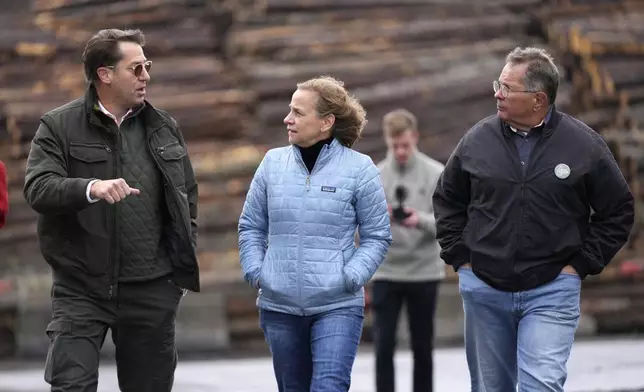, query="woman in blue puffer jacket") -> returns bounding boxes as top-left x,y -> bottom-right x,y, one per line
238,75 -> 392,391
